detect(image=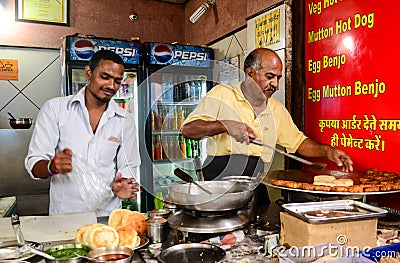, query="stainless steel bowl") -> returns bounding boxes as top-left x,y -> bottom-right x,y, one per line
86,246 -> 134,263
44,243 -> 90,263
